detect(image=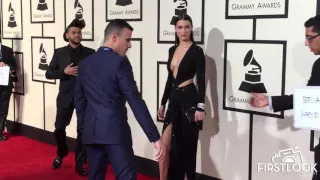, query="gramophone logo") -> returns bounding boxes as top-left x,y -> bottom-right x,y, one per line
116,0 -> 132,6
170,0 -> 188,25
37,0 -> 48,11
74,0 -> 86,26
8,2 -> 17,28
38,43 -> 48,71
238,49 -> 267,93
